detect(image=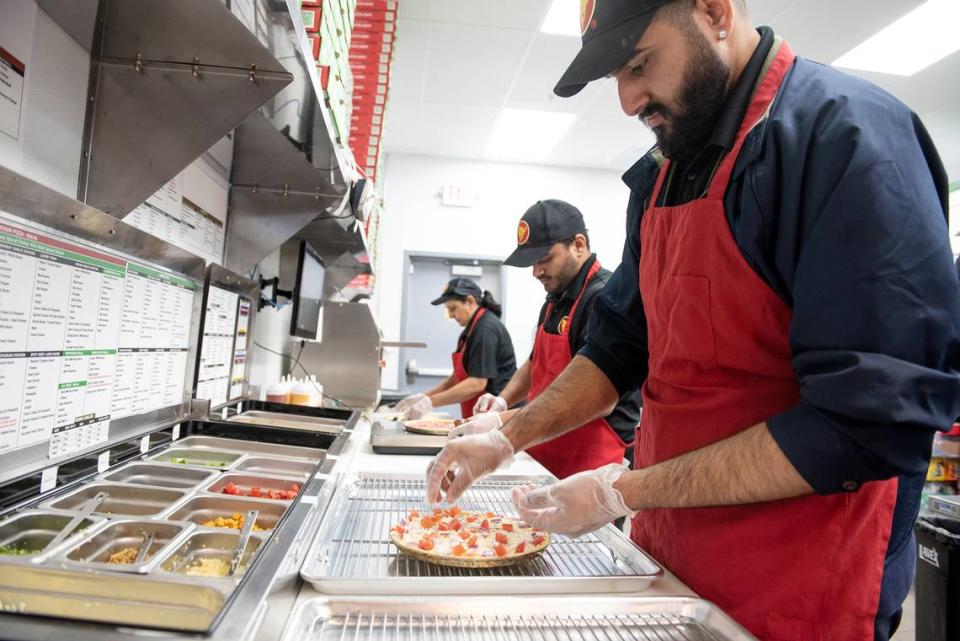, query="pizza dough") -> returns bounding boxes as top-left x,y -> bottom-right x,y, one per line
403,419 -> 458,436
390,507 -> 550,568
